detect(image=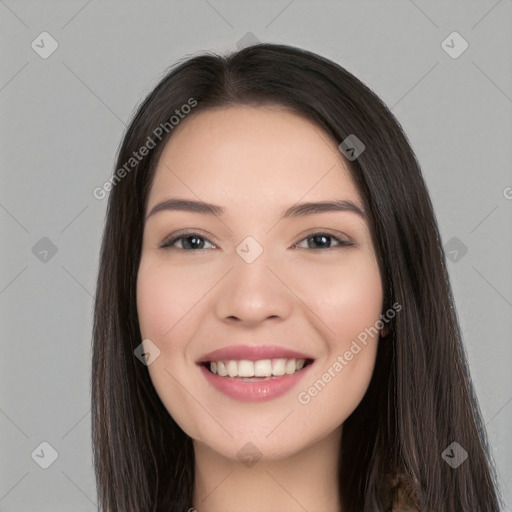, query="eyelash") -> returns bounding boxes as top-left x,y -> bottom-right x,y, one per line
159,230 -> 356,251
